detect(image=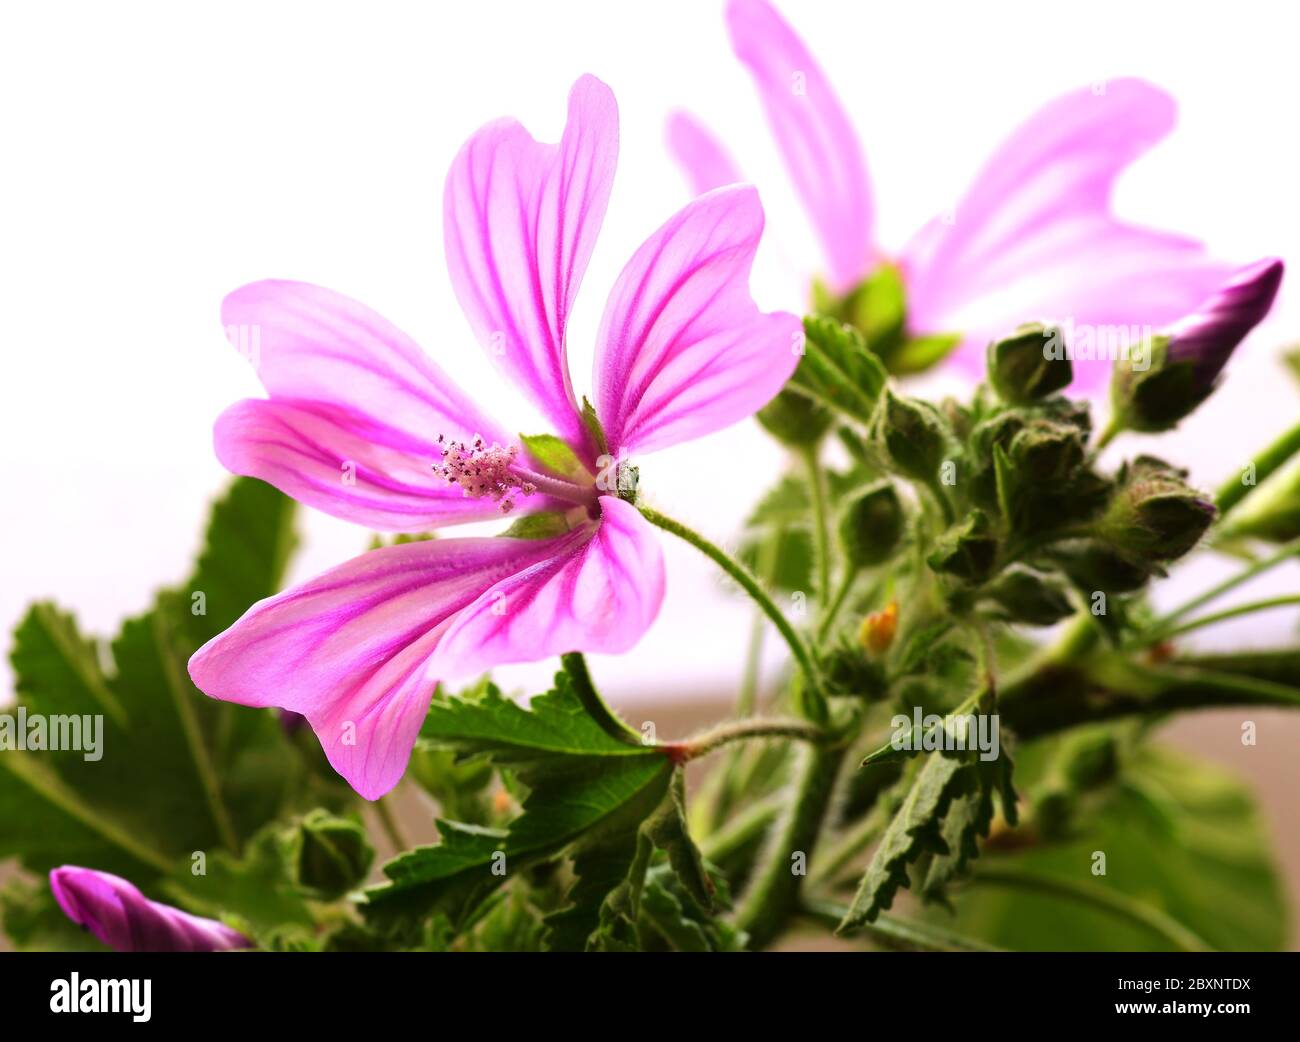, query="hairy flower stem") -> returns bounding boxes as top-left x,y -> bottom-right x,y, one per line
816,569 -> 856,644
802,445 -> 832,602
1093,417 -> 1122,452
638,507 -> 826,719
374,794 -> 410,852
665,718 -> 830,763
732,743 -> 845,948
1215,419 -> 1300,518
1152,536 -> 1300,629
1129,594 -> 1300,650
